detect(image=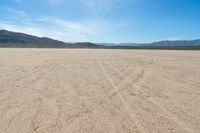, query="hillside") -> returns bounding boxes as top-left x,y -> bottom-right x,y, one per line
0,30 -> 98,48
